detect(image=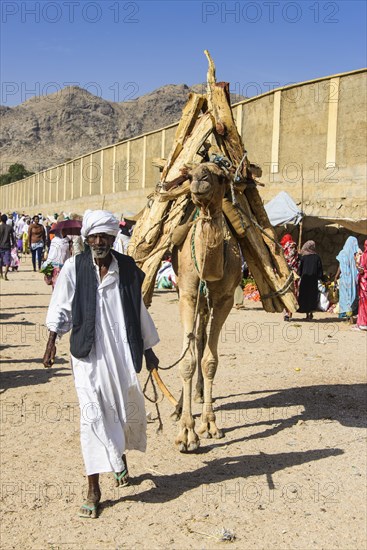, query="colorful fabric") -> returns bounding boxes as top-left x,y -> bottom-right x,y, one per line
281,235 -> 299,296
156,261 -> 177,289
22,232 -> 29,253
51,266 -> 61,289
357,240 -> 367,329
243,282 -> 261,302
280,233 -> 294,247
336,236 -> 359,317
282,240 -> 300,272
10,247 -> 20,269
